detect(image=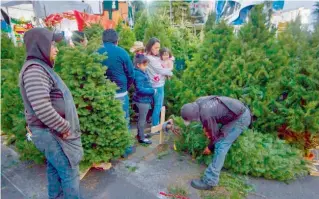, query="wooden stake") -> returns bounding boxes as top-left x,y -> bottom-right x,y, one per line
150,106 -> 166,144
160,106 -> 166,144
